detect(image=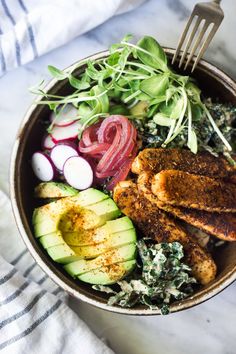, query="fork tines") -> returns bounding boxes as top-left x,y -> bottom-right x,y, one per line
172,1 -> 224,72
